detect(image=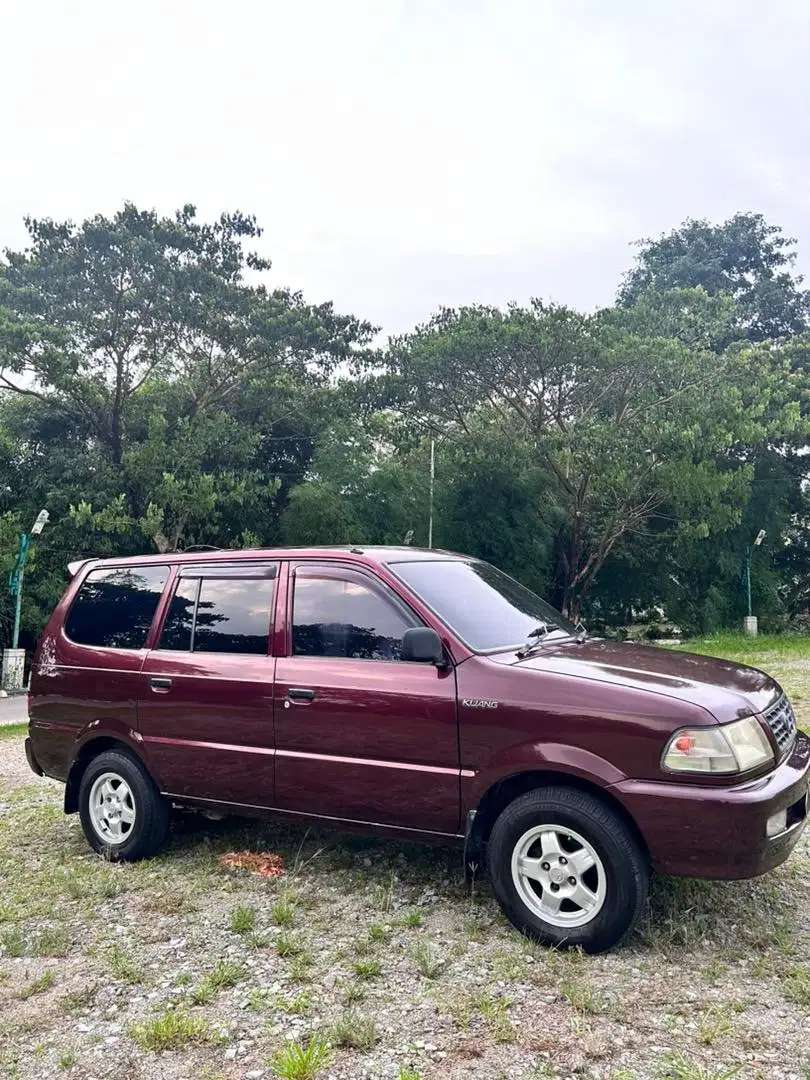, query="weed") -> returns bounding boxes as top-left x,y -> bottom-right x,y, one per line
473,990 -> 515,1043
270,1035 -> 332,1079
58,1049 -> 77,1070
32,928 -> 71,957
331,1010 -> 377,1050
107,944 -> 144,984
783,968 -> 810,1007
191,959 -> 247,1003
698,1005 -> 734,1045
273,990 -> 312,1015
289,952 -> 315,983
173,972 -> 193,987
230,905 -> 256,934
272,899 -> 296,926
18,971 -> 55,1000
657,1052 -> 741,1079
343,981 -> 367,1005
0,928 -> 24,957
377,870 -> 396,913
369,923 -> 390,942
397,1069 -> 422,1080
277,932 -> 305,958
413,939 -> 444,980
700,960 -> 727,985
59,985 -> 97,1014
249,932 -> 271,950
560,976 -> 608,1015
402,910 -> 423,928
353,958 -> 381,980
130,1010 -> 210,1051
